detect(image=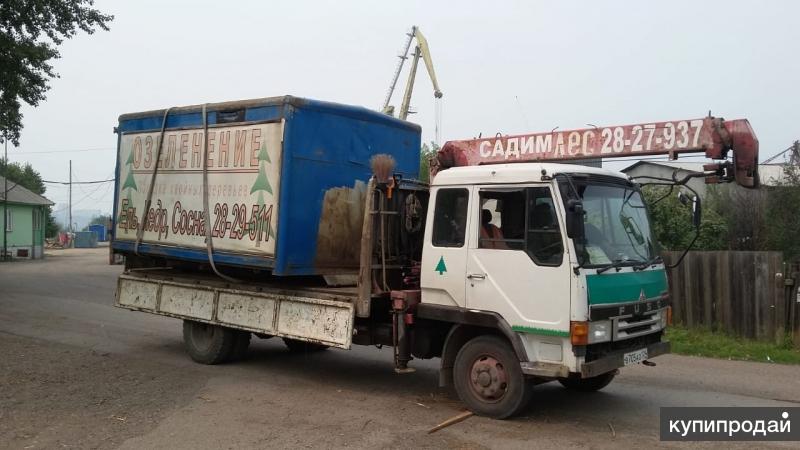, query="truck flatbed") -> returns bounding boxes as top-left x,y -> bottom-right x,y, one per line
116,269 -> 356,348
